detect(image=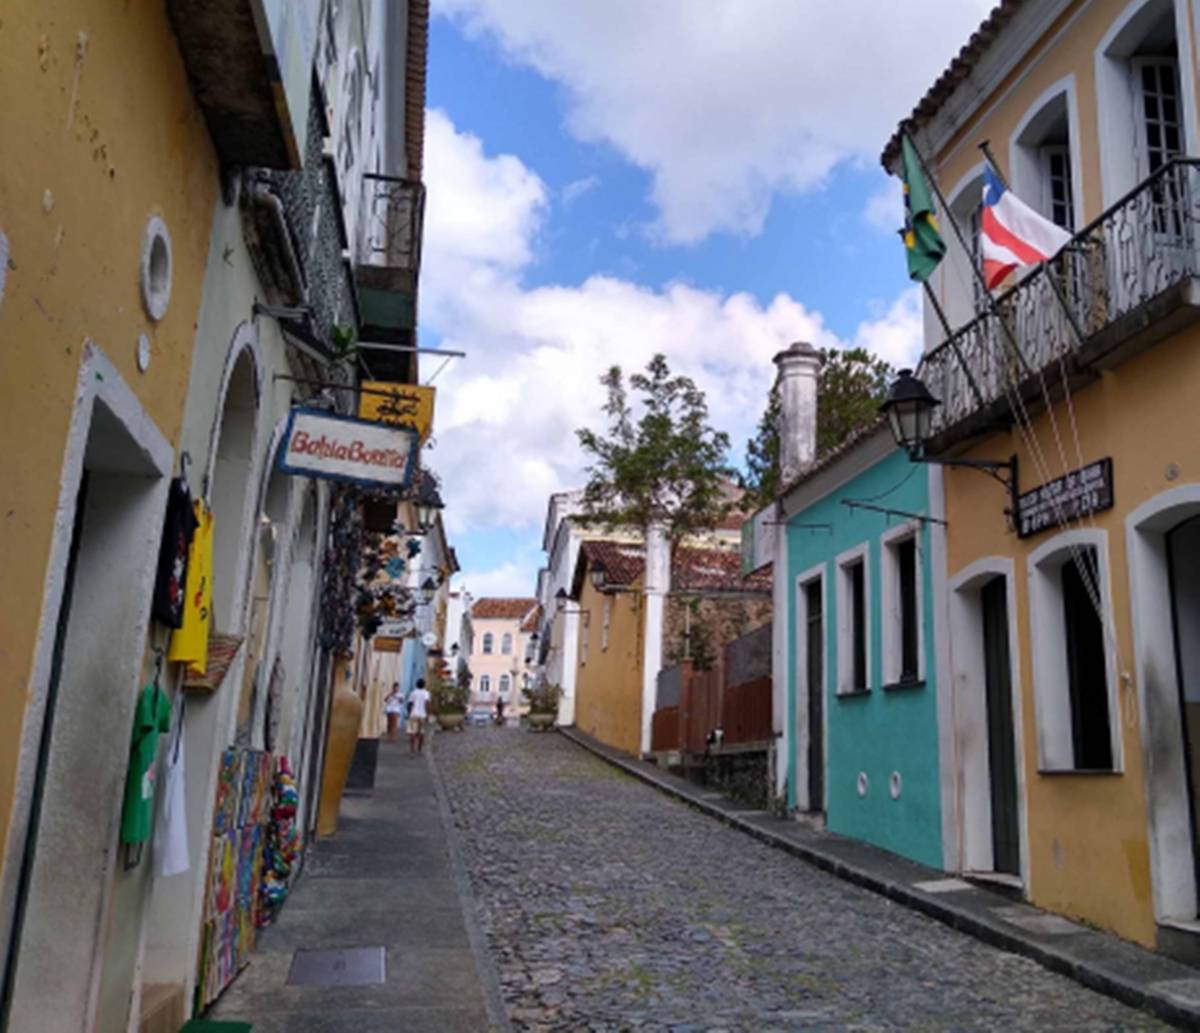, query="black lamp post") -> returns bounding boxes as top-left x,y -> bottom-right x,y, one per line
420,577 -> 437,604
880,368 -> 1019,521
